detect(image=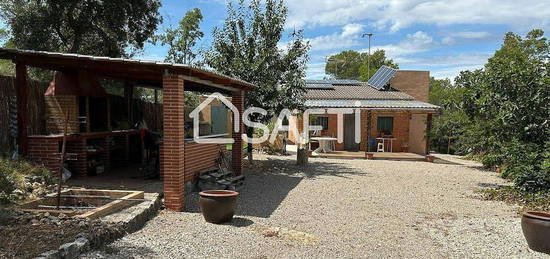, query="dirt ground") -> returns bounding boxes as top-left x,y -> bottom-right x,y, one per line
0,210 -> 123,258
